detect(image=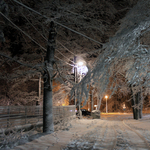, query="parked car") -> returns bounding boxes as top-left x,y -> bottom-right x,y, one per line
76,109 -> 91,116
